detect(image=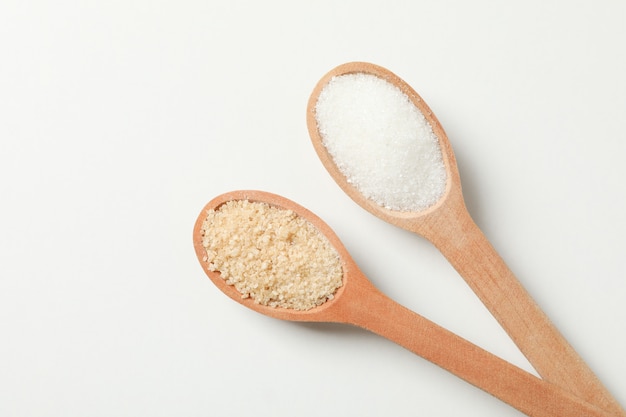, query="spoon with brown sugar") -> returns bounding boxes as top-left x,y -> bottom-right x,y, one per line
306,62 -> 624,417
193,190 -> 614,417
